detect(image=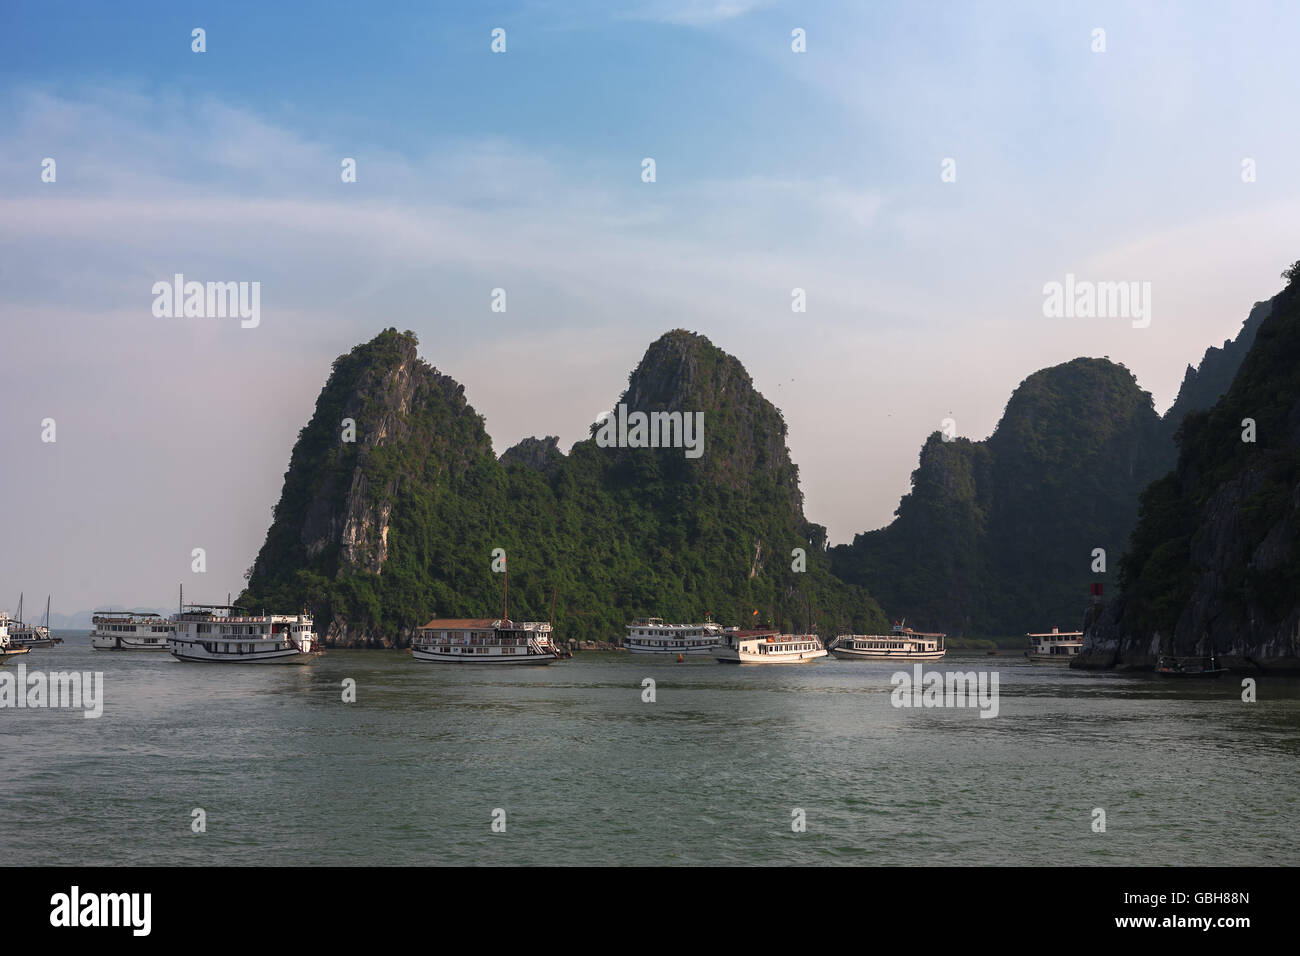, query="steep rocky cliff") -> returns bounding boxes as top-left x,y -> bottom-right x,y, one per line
1161,297 -> 1273,439
240,328 -> 887,645
830,290 -> 1277,641
243,329 -> 496,644
1078,272 -> 1300,671
830,358 -> 1169,636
